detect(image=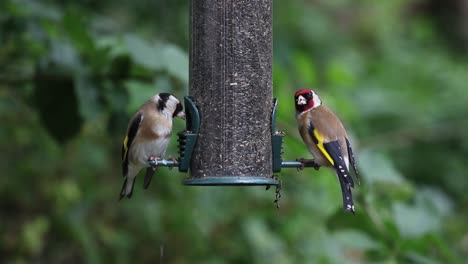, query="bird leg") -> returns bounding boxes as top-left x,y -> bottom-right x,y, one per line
144,156 -> 159,189
296,158 -> 320,170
